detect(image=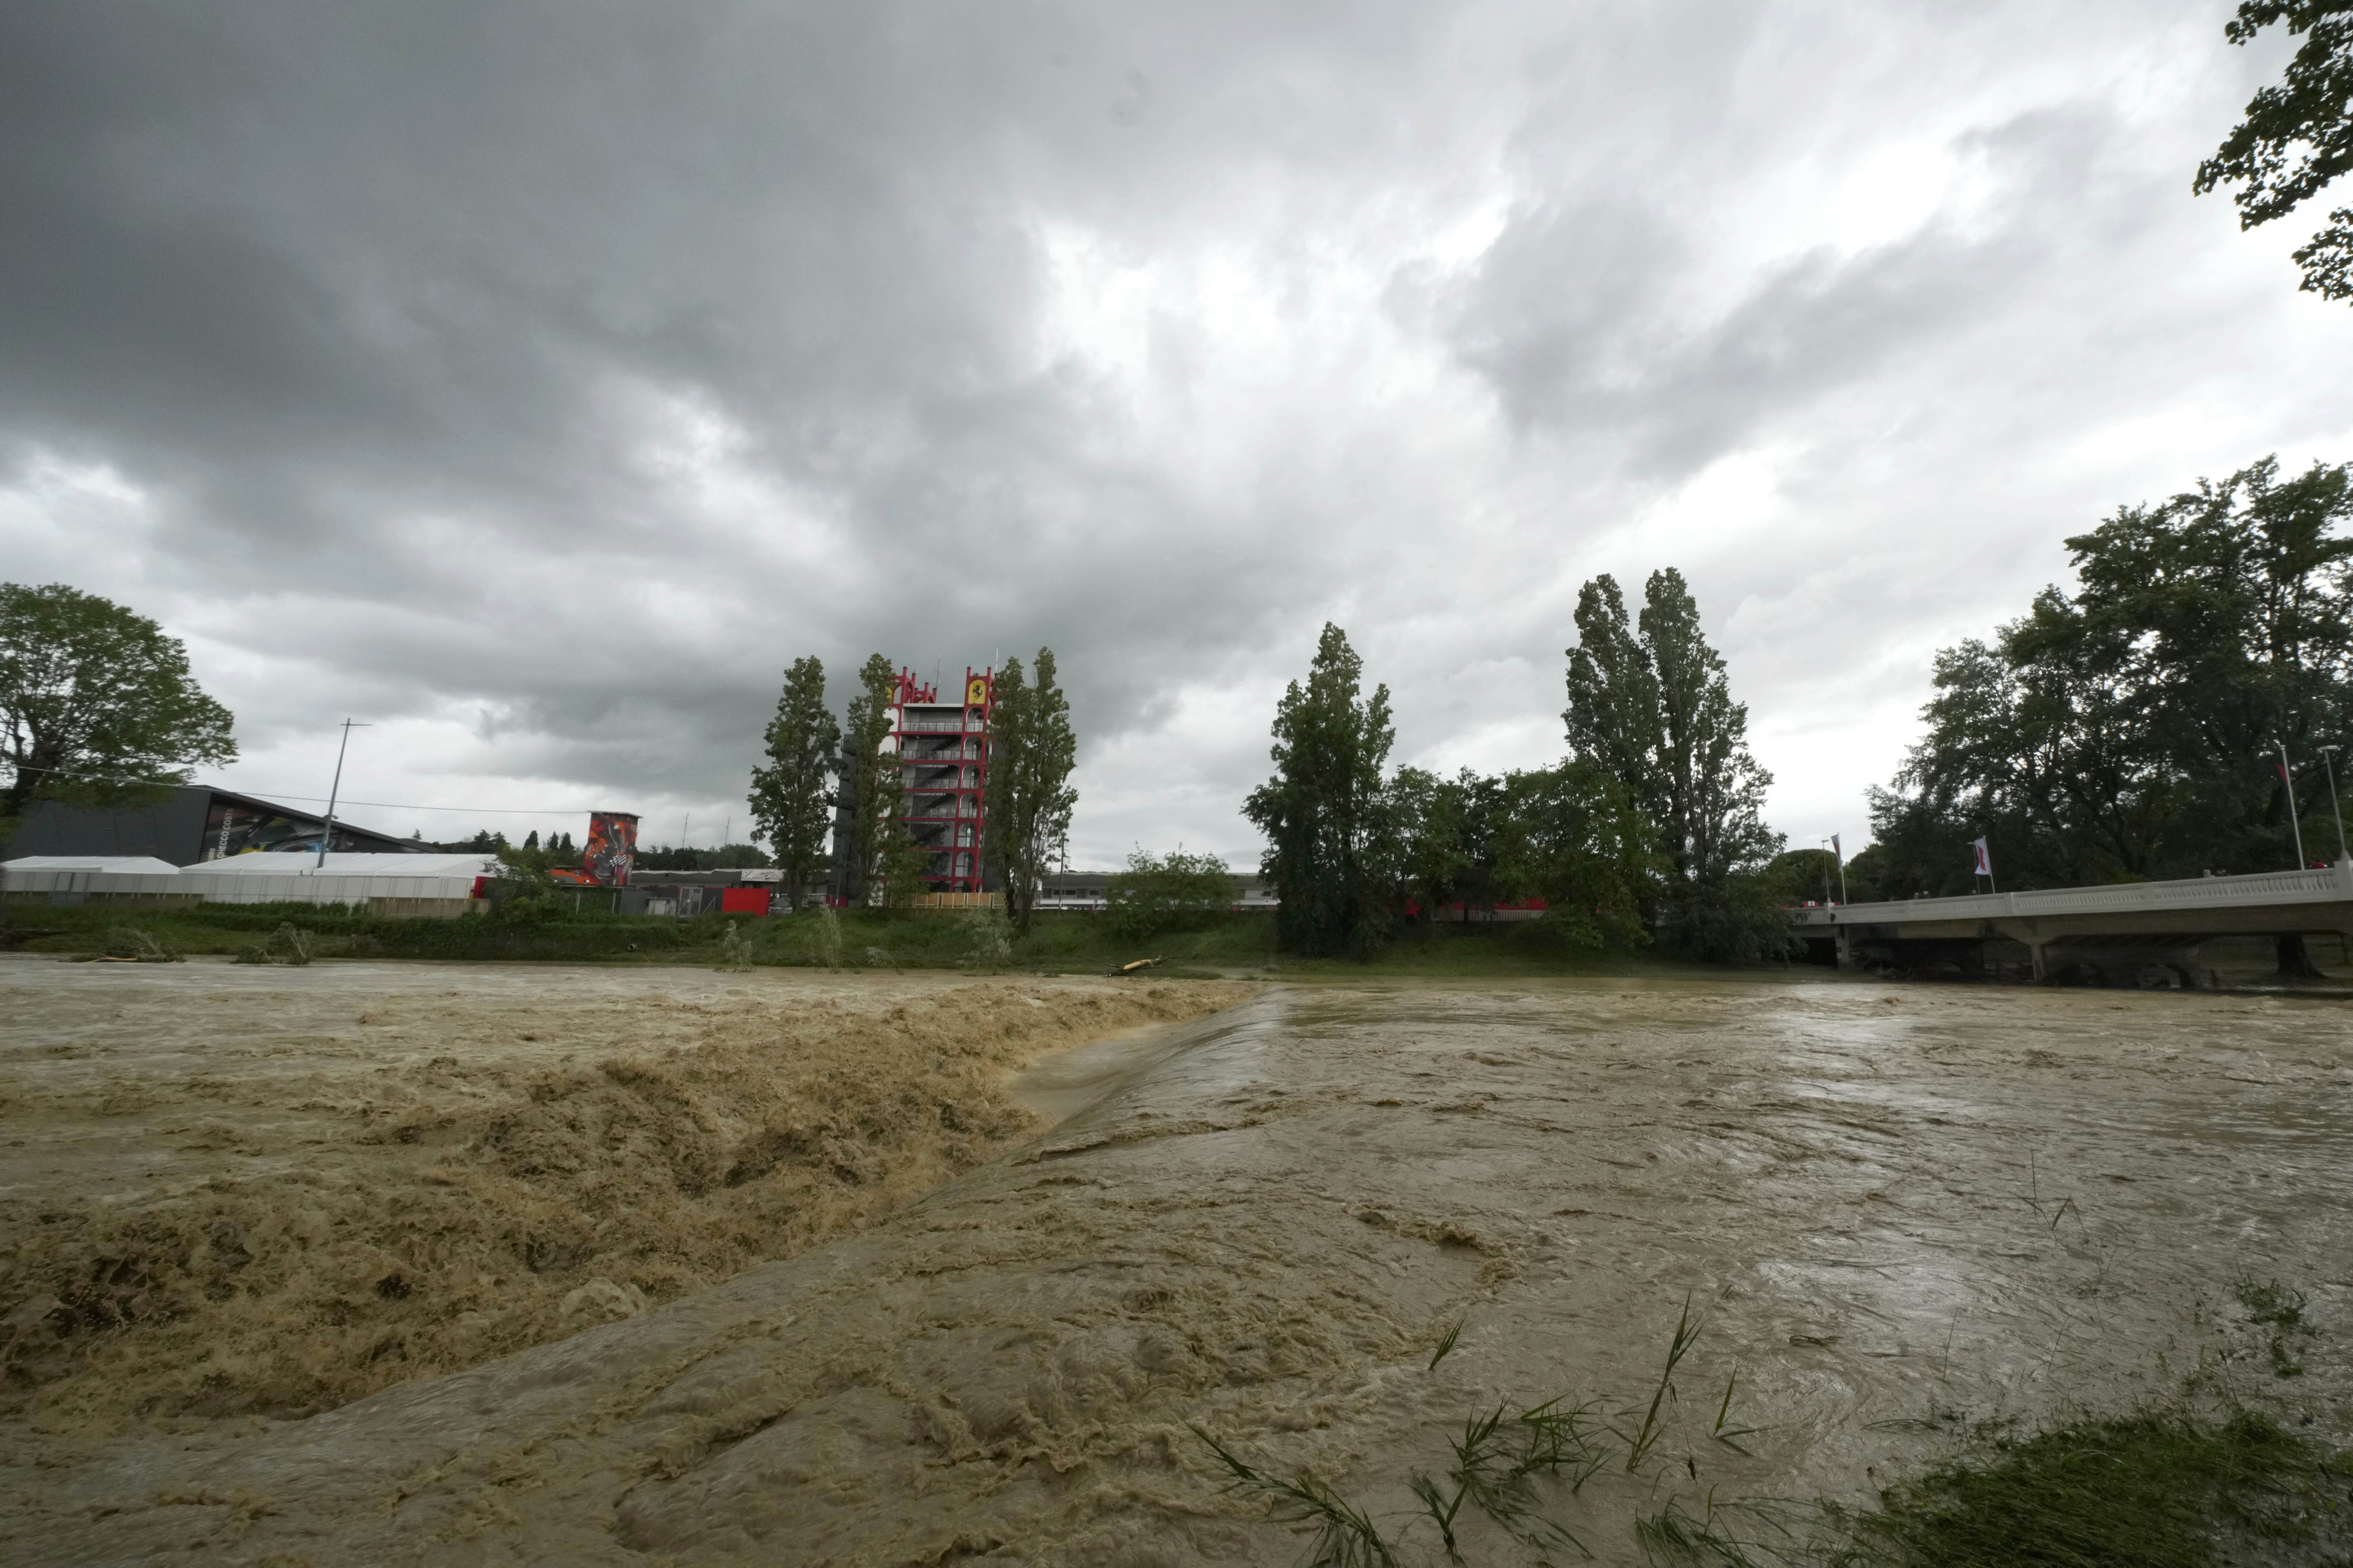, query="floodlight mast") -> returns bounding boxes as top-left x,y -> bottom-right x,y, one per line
2275,738 -> 2307,869
317,719 -> 371,869
2322,745 -> 2348,865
